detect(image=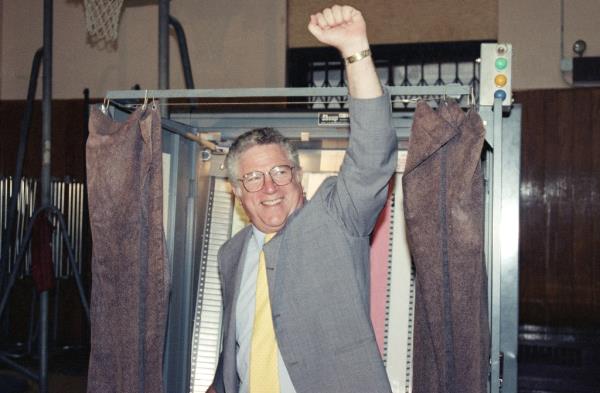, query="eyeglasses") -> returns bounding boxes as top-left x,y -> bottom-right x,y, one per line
238,165 -> 295,193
